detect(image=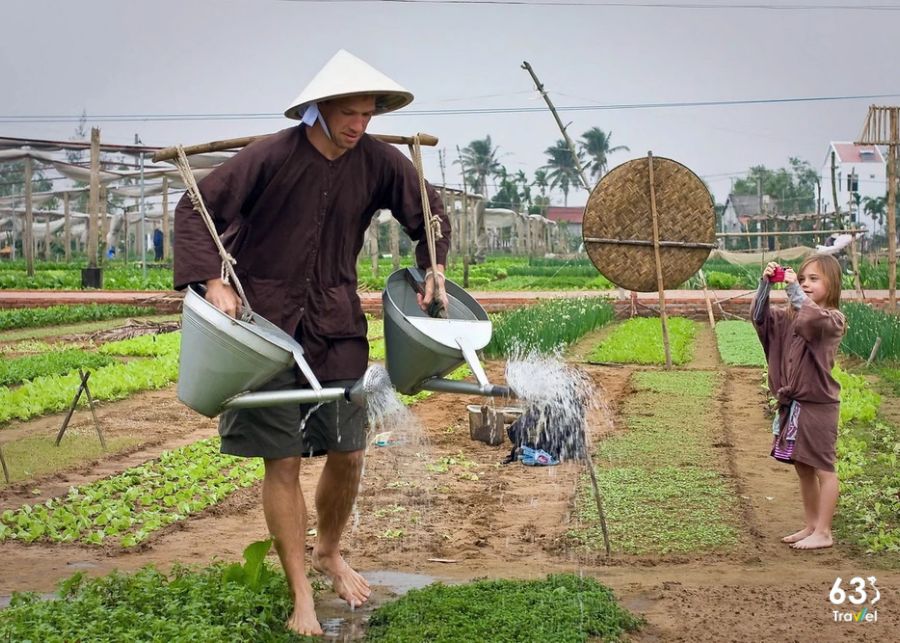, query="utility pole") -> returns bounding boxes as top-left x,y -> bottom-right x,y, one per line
456,145 -> 470,288
23,153 -> 34,276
